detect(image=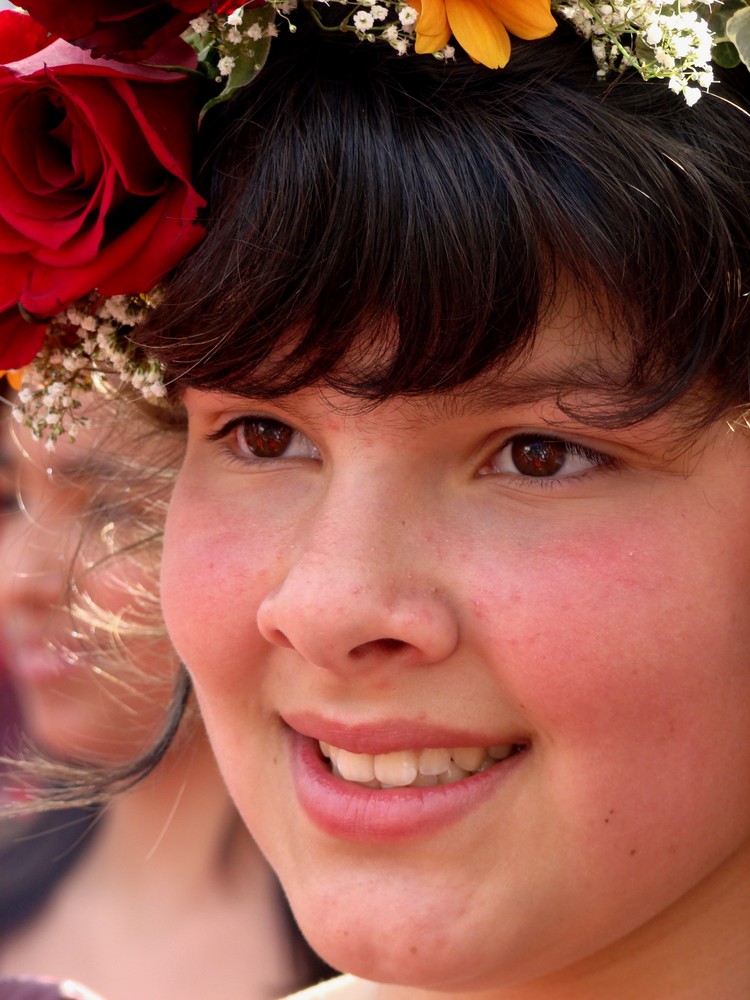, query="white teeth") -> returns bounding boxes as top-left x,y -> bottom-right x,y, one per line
418,748 -> 452,775
320,740 -> 523,789
336,748 -> 376,783
438,761 -> 470,784
373,750 -> 419,787
451,746 -> 486,771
